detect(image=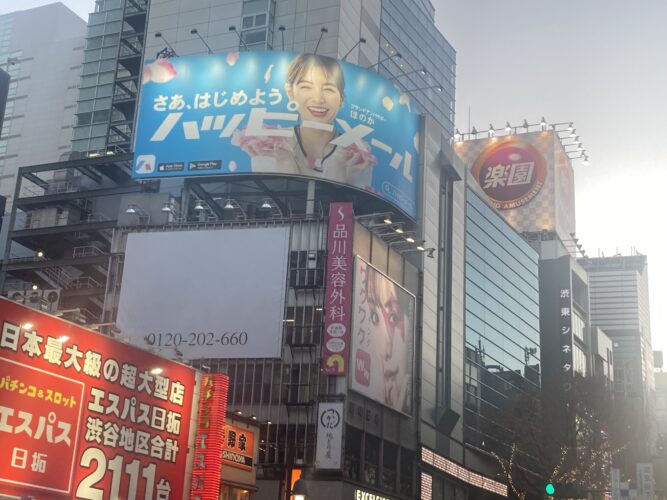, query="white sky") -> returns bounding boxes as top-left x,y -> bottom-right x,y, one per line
3,1 -> 666,353
435,0 -> 667,354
